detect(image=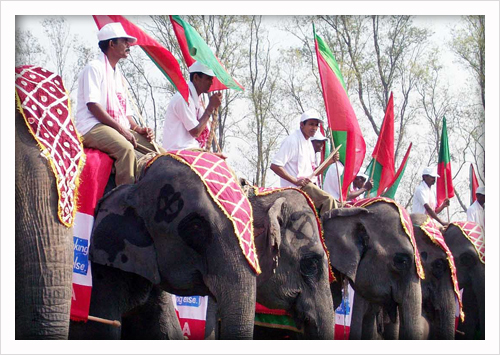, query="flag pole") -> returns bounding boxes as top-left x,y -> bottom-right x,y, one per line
206,92 -> 220,153
328,126 -> 344,207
